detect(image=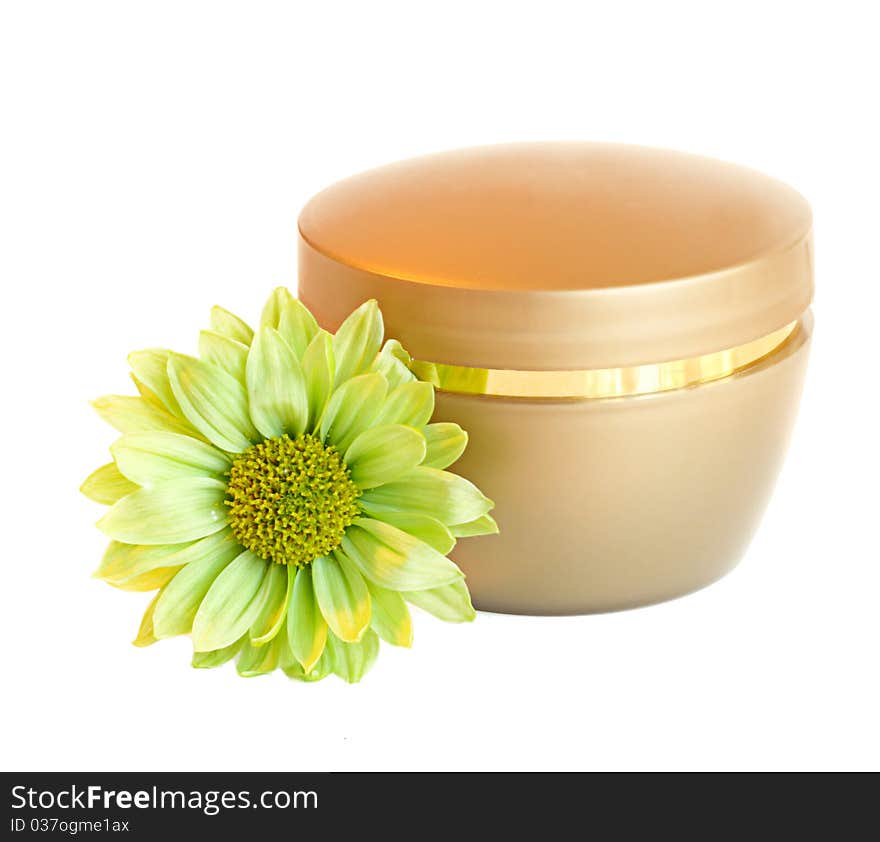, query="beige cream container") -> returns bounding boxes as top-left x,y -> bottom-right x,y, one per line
297,143 -> 813,614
